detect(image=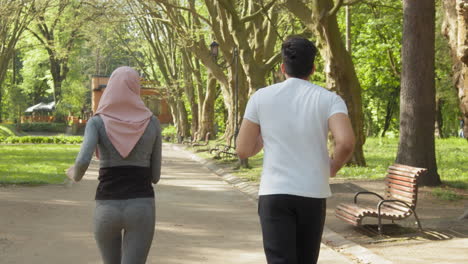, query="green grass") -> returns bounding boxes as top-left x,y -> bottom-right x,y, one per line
0,144 -> 80,184
431,187 -> 463,201
192,137 -> 468,190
